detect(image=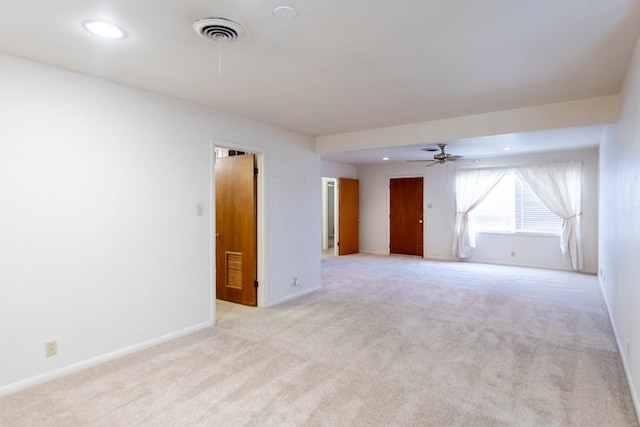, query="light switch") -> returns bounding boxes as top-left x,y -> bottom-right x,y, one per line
427,203 -> 433,209
196,203 -> 204,216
